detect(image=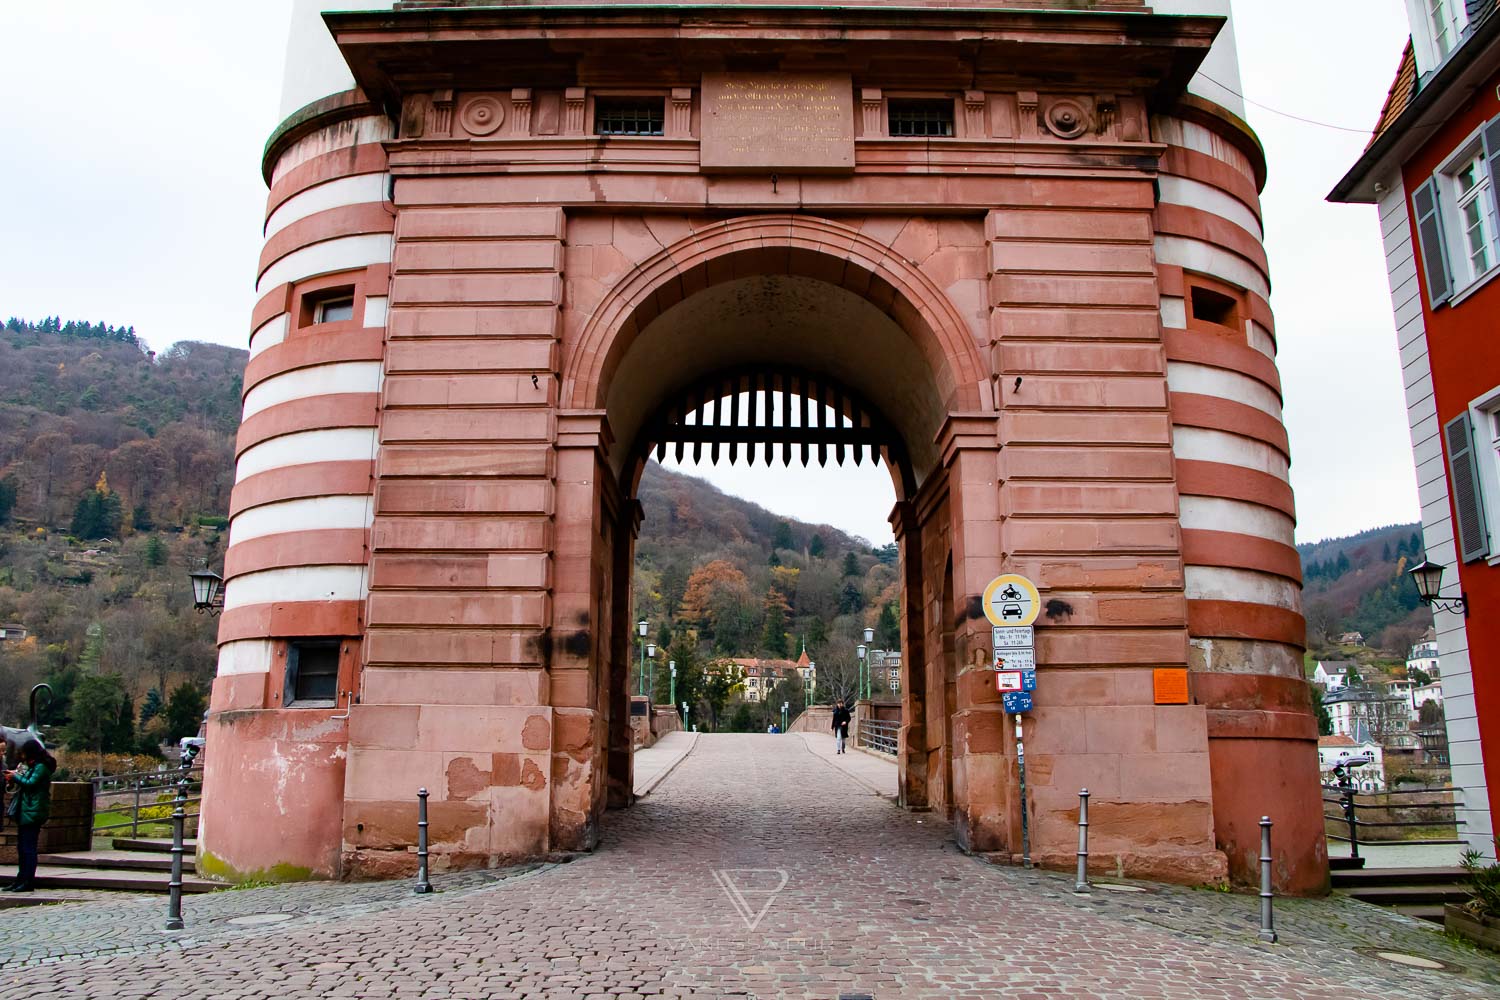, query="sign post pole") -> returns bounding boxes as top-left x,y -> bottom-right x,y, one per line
984,573 -> 1042,873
